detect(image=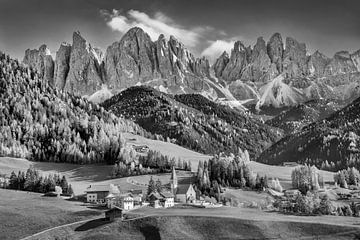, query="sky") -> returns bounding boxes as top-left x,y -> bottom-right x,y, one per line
0,0 -> 359,63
